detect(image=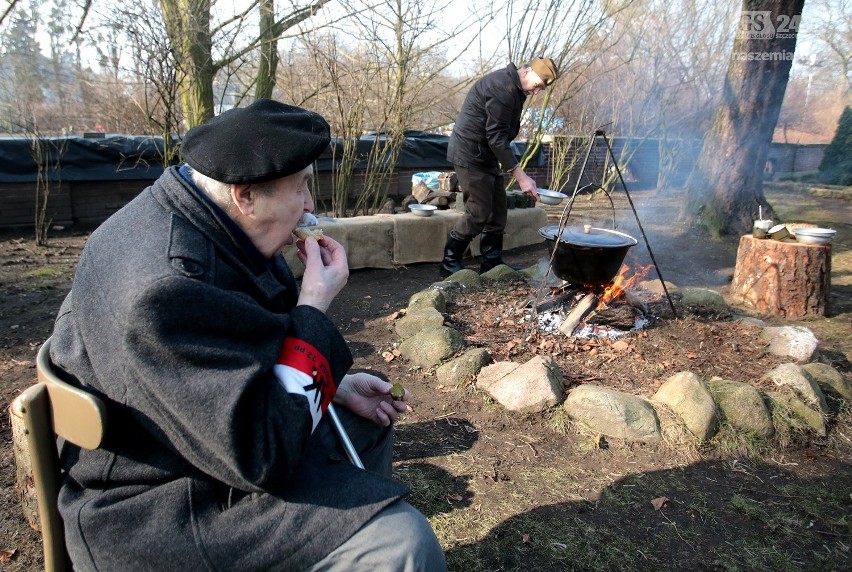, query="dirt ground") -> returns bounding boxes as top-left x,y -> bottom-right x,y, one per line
1,182 -> 850,571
